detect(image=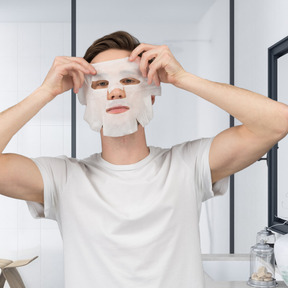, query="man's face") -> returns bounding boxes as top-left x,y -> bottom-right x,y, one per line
91,49 -> 155,109
78,49 -> 160,137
